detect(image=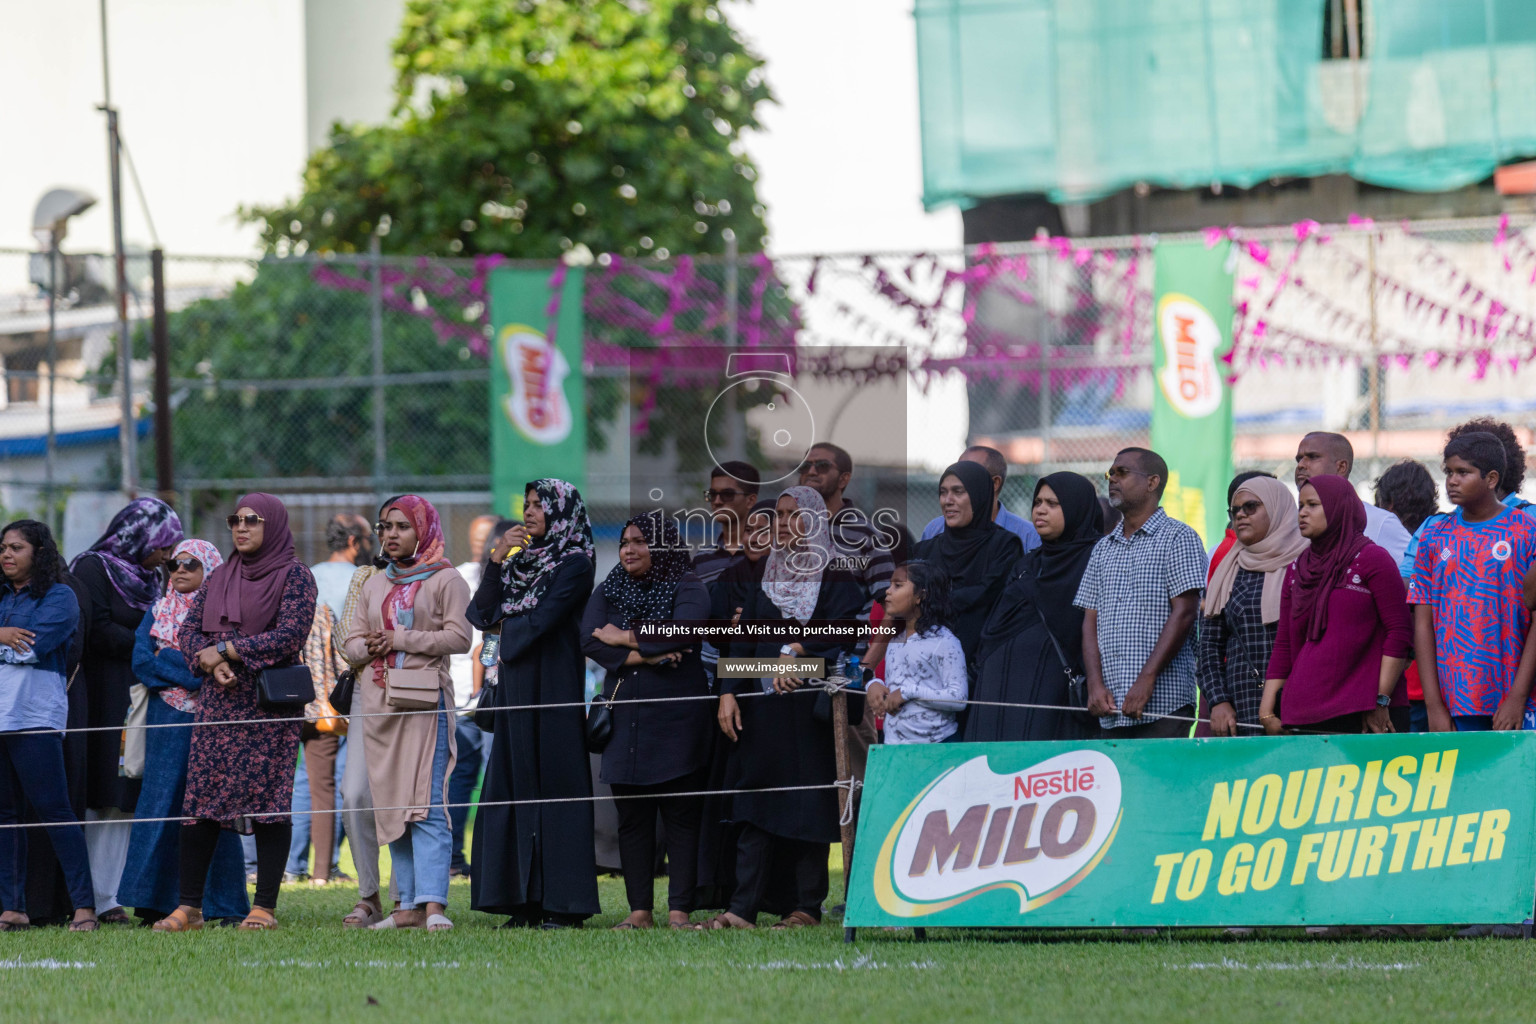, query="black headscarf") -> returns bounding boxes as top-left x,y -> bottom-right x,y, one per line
600,511 -> 693,628
978,472 -> 1103,666
912,460 -> 1025,661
